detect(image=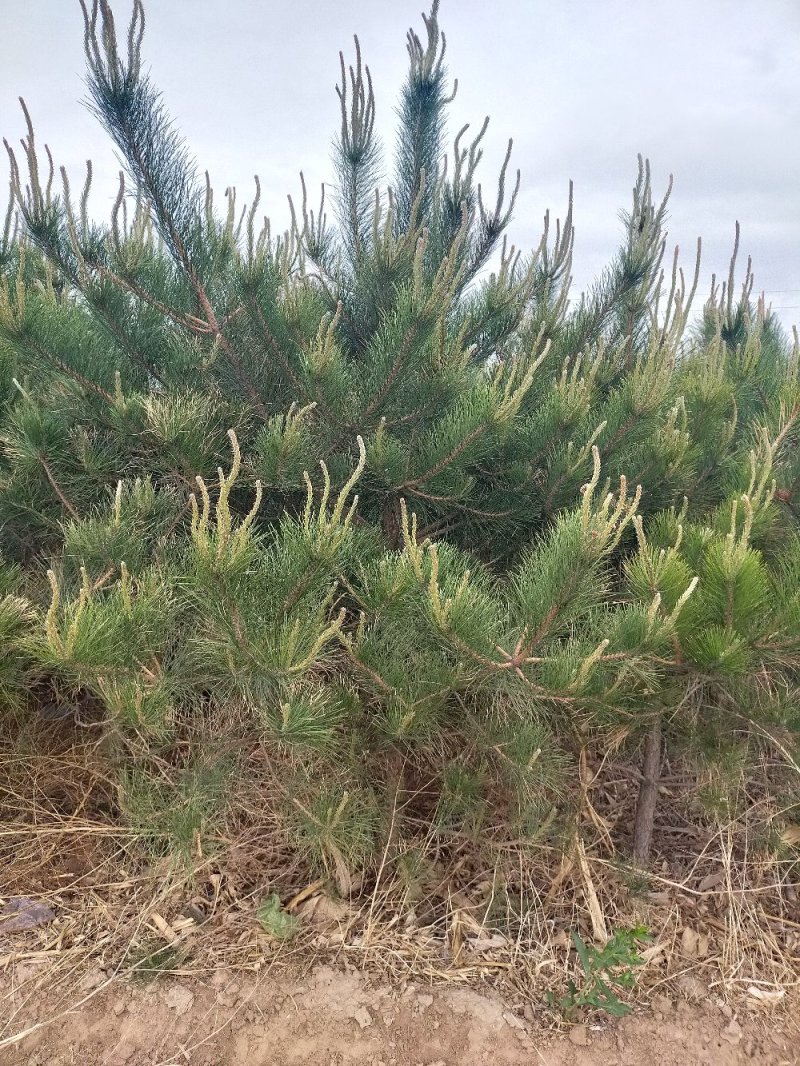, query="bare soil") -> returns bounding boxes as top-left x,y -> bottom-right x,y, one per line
2,961 -> 797,1066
